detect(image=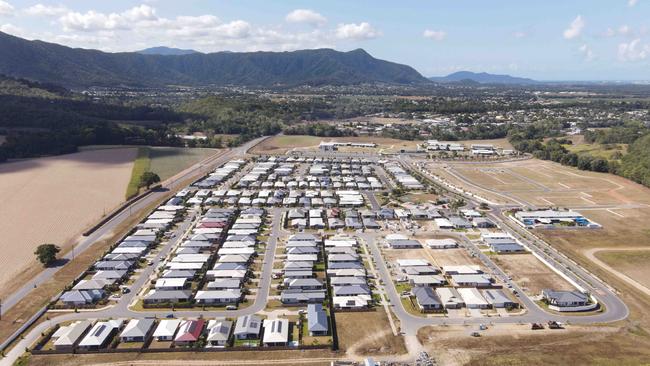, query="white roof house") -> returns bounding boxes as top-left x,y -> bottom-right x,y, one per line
262,318 -> 289,346
52,320 -> 92,348
153,319 -> 181,340
78,319 -> 123,348
458,288 -> 490,309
